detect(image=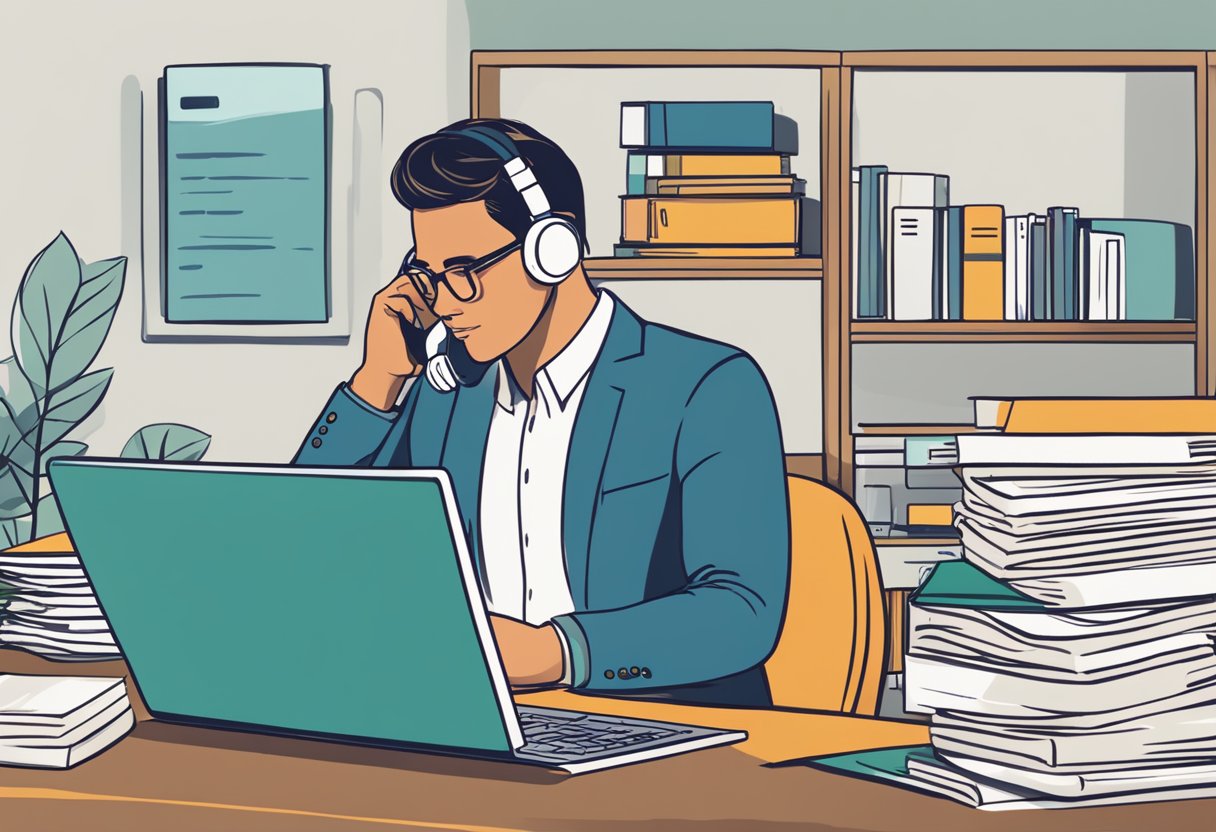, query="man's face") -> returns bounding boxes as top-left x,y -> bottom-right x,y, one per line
410,201 -> 548,364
